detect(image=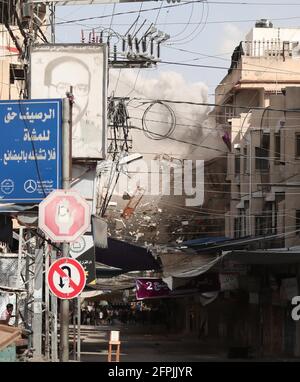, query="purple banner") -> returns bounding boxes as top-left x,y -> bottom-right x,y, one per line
135,278 -> 170,300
